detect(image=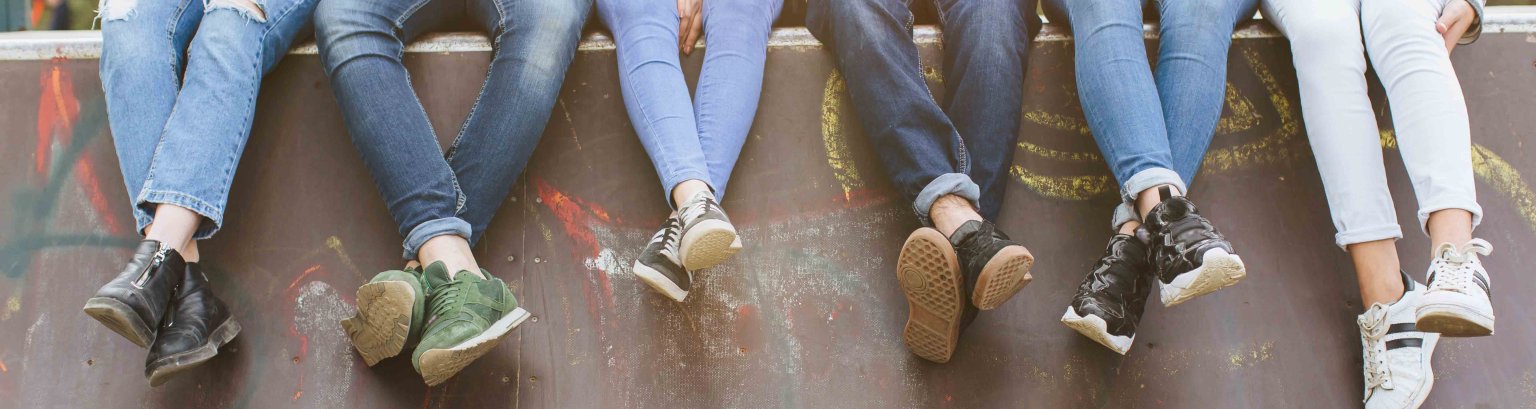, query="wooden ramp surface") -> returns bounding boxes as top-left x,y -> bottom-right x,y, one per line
1,12 -> 1534,408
